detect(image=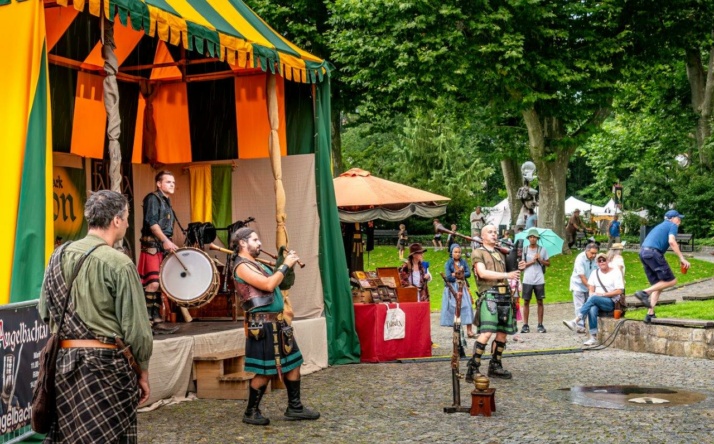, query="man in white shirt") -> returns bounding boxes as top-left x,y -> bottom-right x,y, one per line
568,243 -> 599,332
563,253 -> 624,347
470,207 -> 486,233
